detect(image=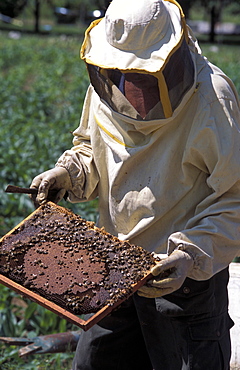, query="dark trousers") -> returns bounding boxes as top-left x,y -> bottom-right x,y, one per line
72,268 -> 234,370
